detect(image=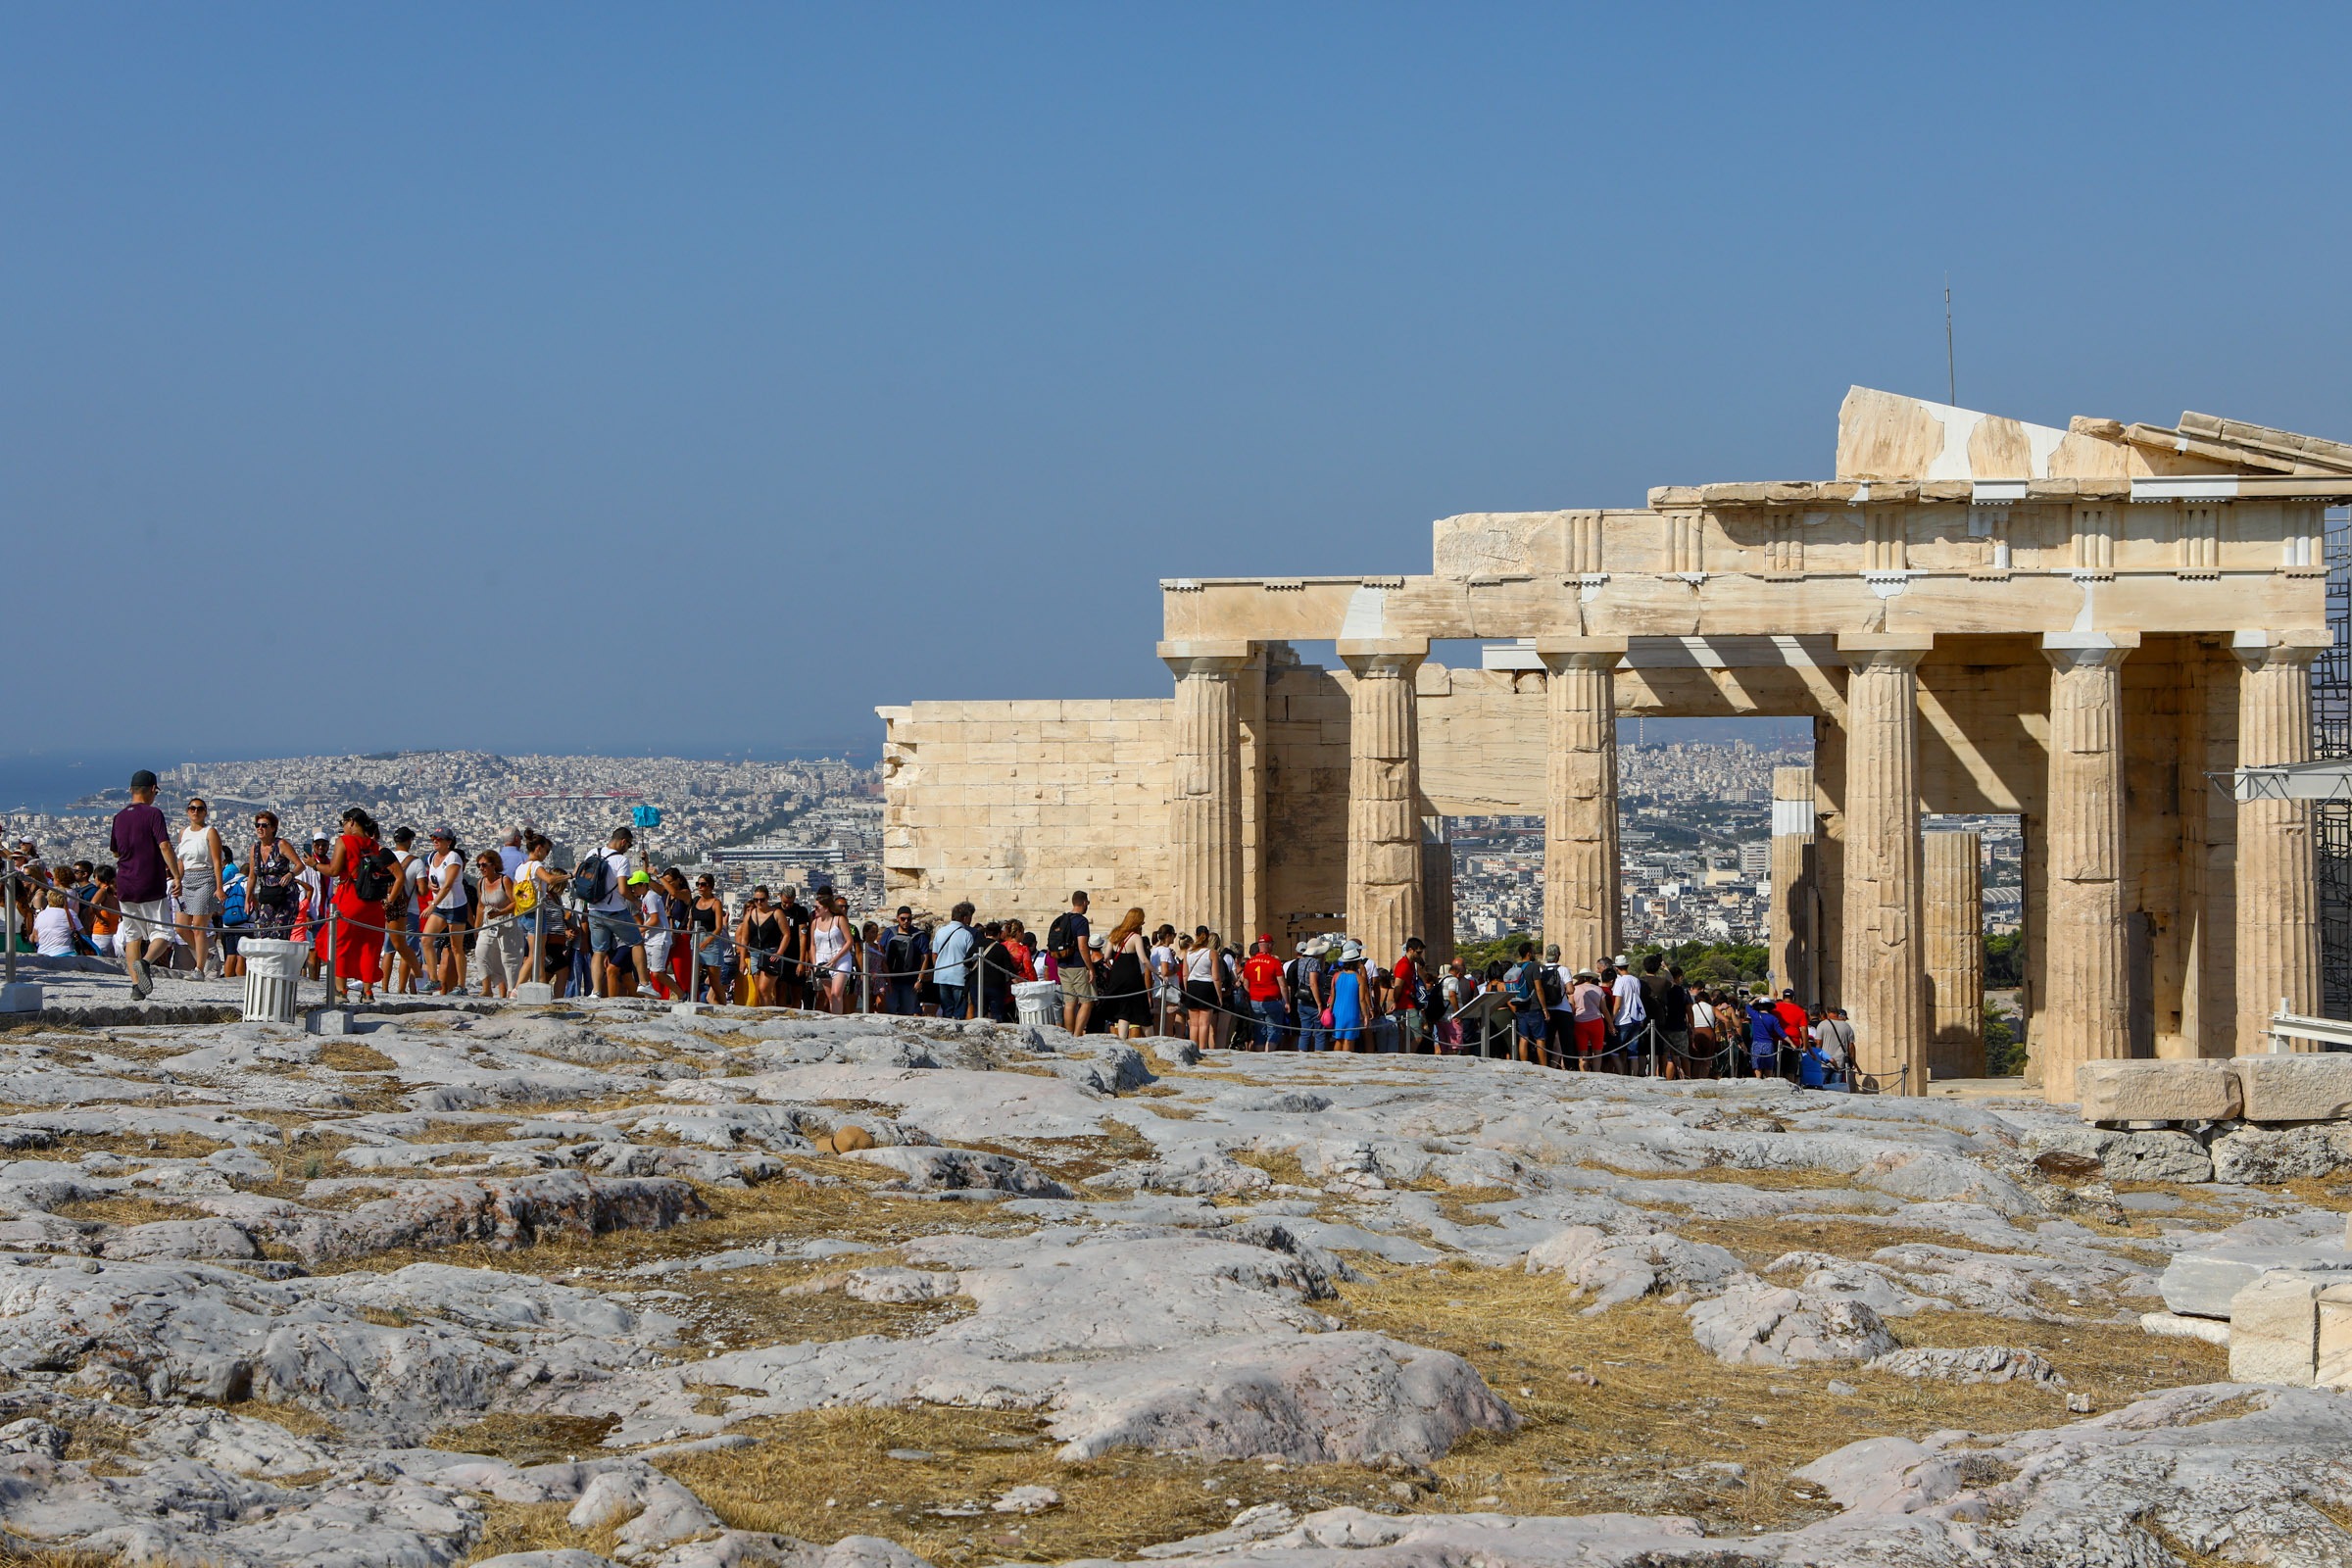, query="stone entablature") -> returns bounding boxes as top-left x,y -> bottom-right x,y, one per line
884,387 -> 2352,1102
